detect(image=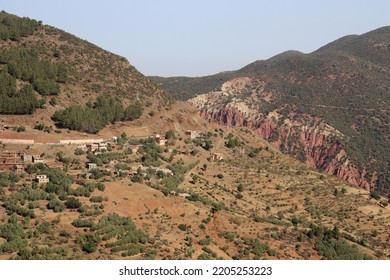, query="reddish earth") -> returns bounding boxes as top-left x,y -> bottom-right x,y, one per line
193,104 -> 376,190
